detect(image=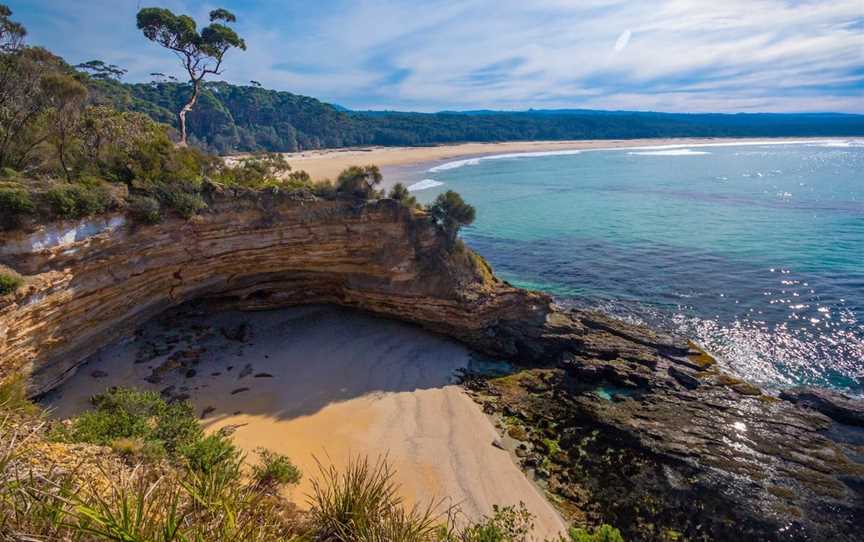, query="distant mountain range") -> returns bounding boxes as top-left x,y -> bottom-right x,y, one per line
89,79 -> 864,155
